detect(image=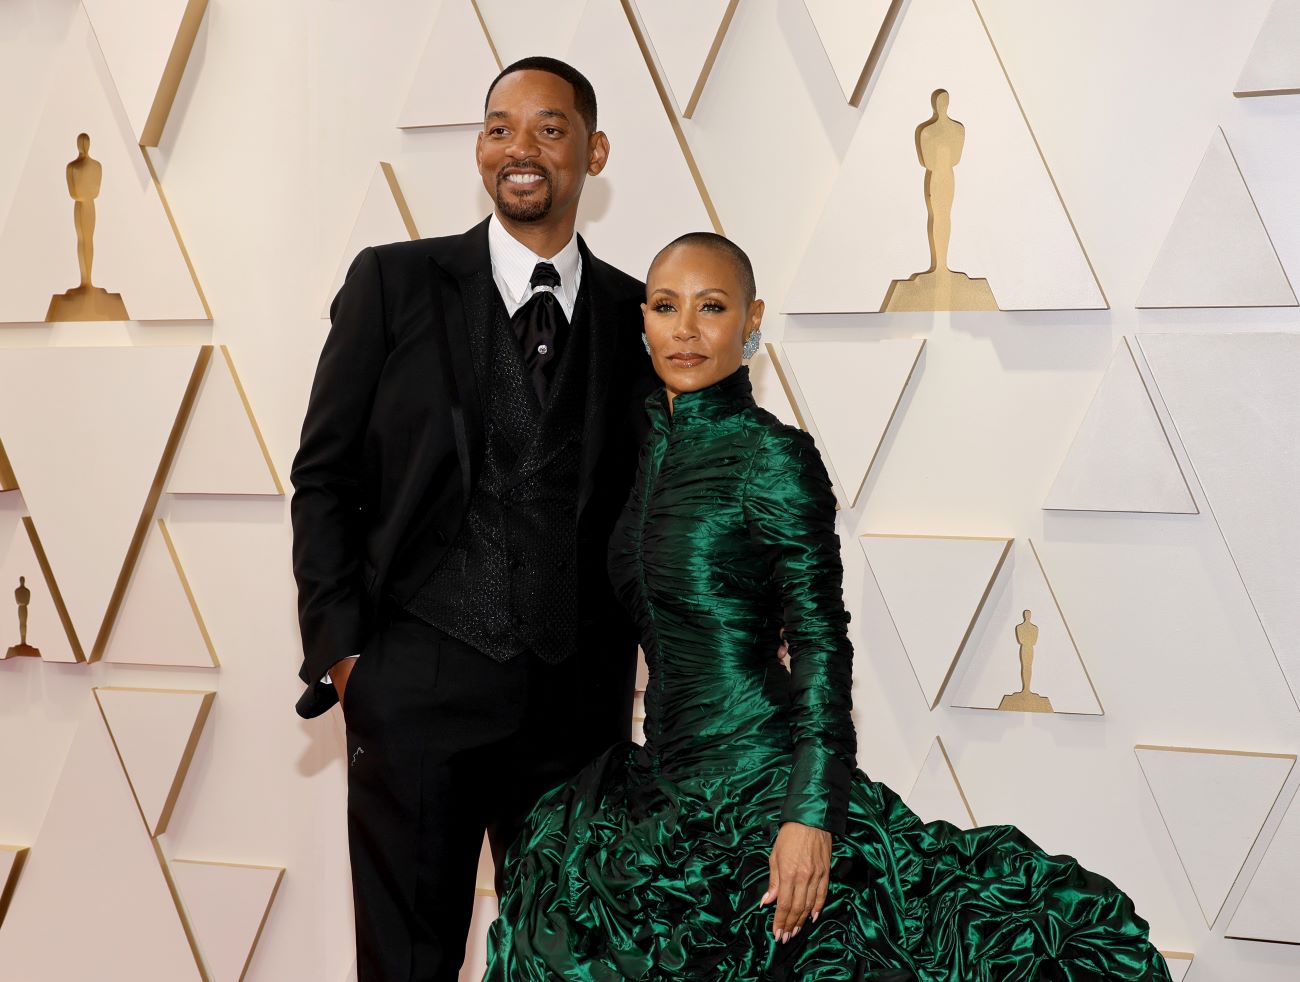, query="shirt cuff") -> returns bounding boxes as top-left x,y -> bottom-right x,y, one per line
321,653 -> 360,686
